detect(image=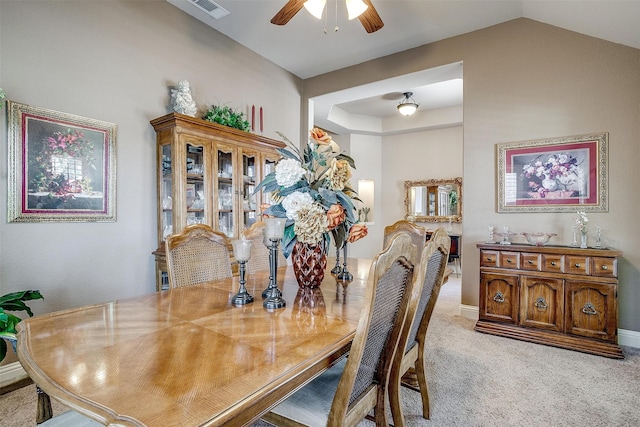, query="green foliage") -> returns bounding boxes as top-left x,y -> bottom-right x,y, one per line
202,104 -> 250,132
0,290 -> 44,362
